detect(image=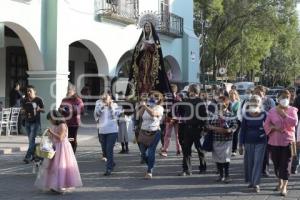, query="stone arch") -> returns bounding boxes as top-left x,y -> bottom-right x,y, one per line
72,39 -> 109,75
3,21 -> 44,70
164,55 -> 181,82
68,39 -> 110,99
115,50 -> 133,77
